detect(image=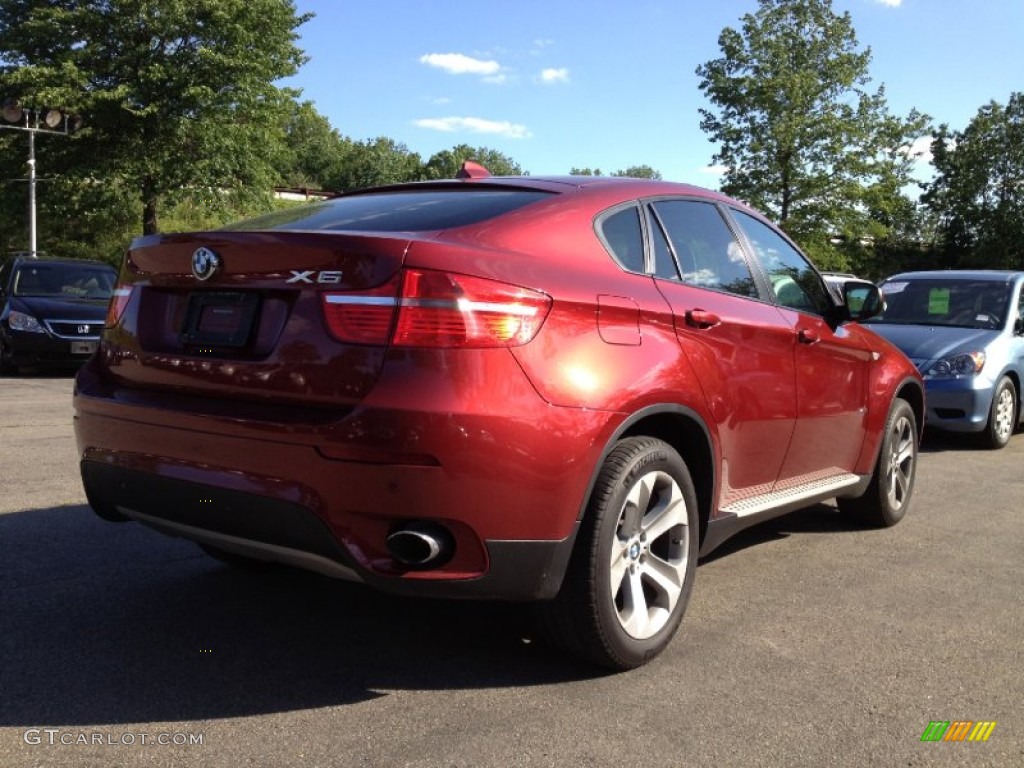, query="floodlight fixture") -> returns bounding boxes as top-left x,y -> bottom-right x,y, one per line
0,99 -> 82,258
2,98 -> 23,124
